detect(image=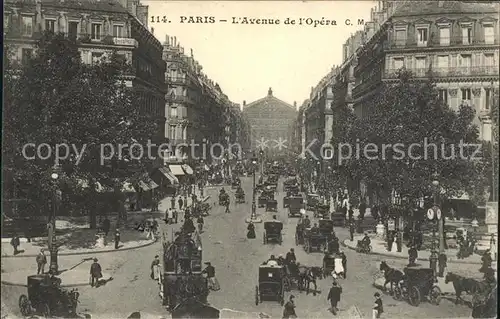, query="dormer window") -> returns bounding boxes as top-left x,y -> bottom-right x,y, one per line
461,23 -> 473,45
483,23 -> 494,44
91,23 -> 102,40
45,19 -> 56,33
21,16 -> 34,36
394,27 -> 407,47
438,24 -> 450,46
416,26 -> 428,47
